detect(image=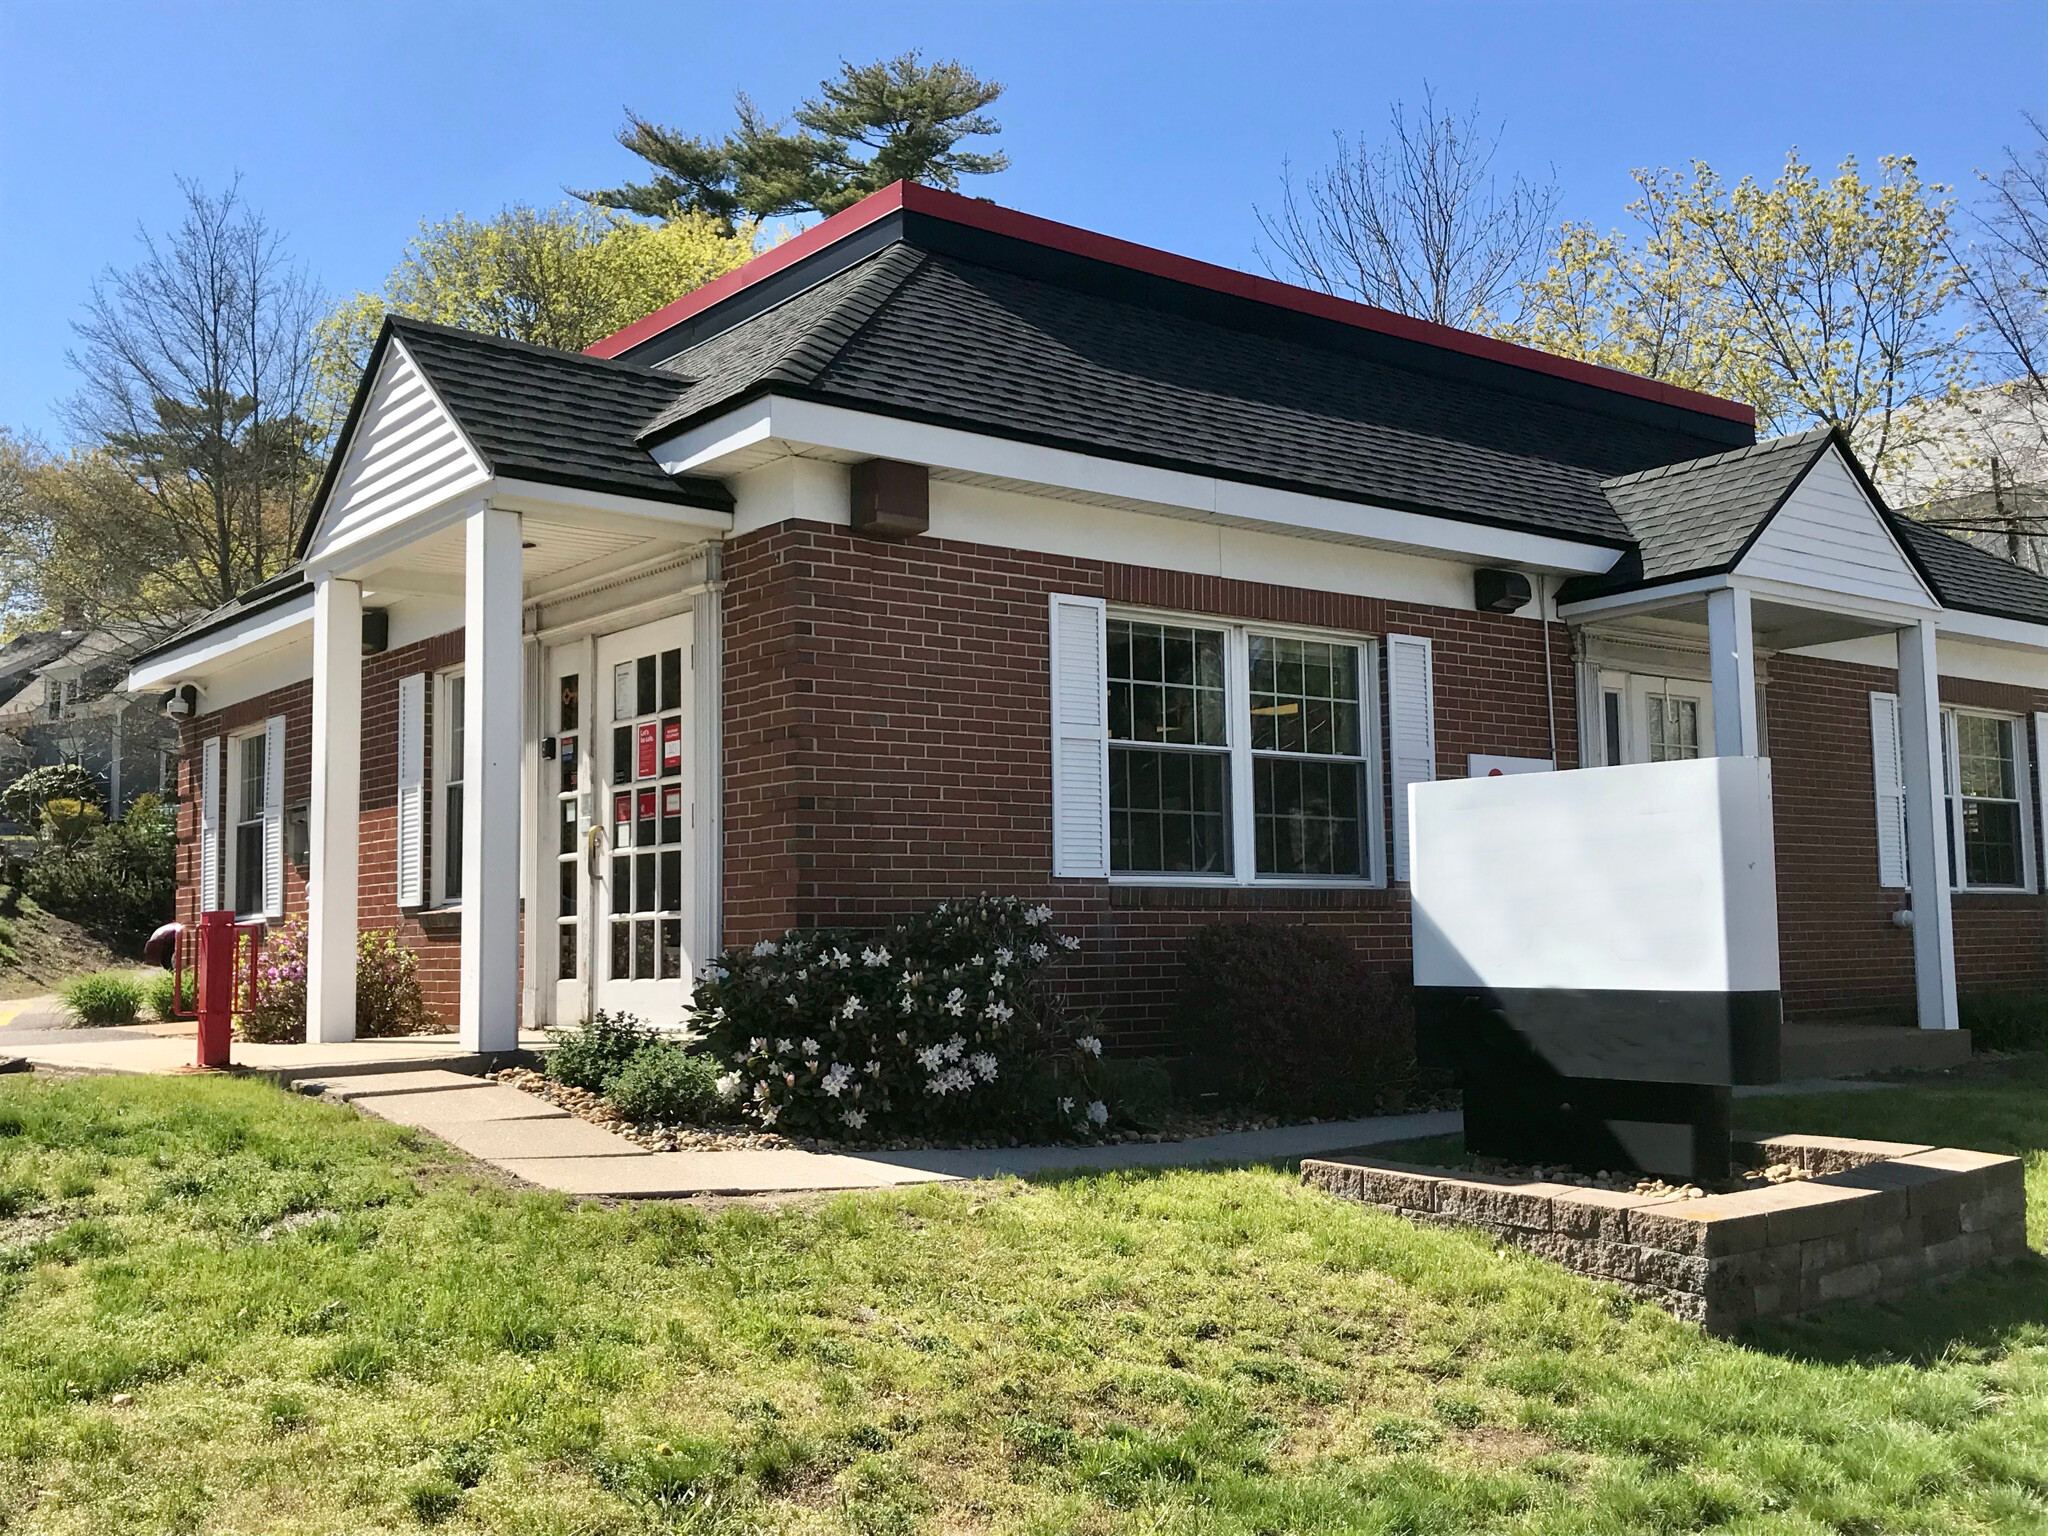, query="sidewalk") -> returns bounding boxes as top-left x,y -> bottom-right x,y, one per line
302,1067 -> 1465,1197
2,1011 -> 551,1080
